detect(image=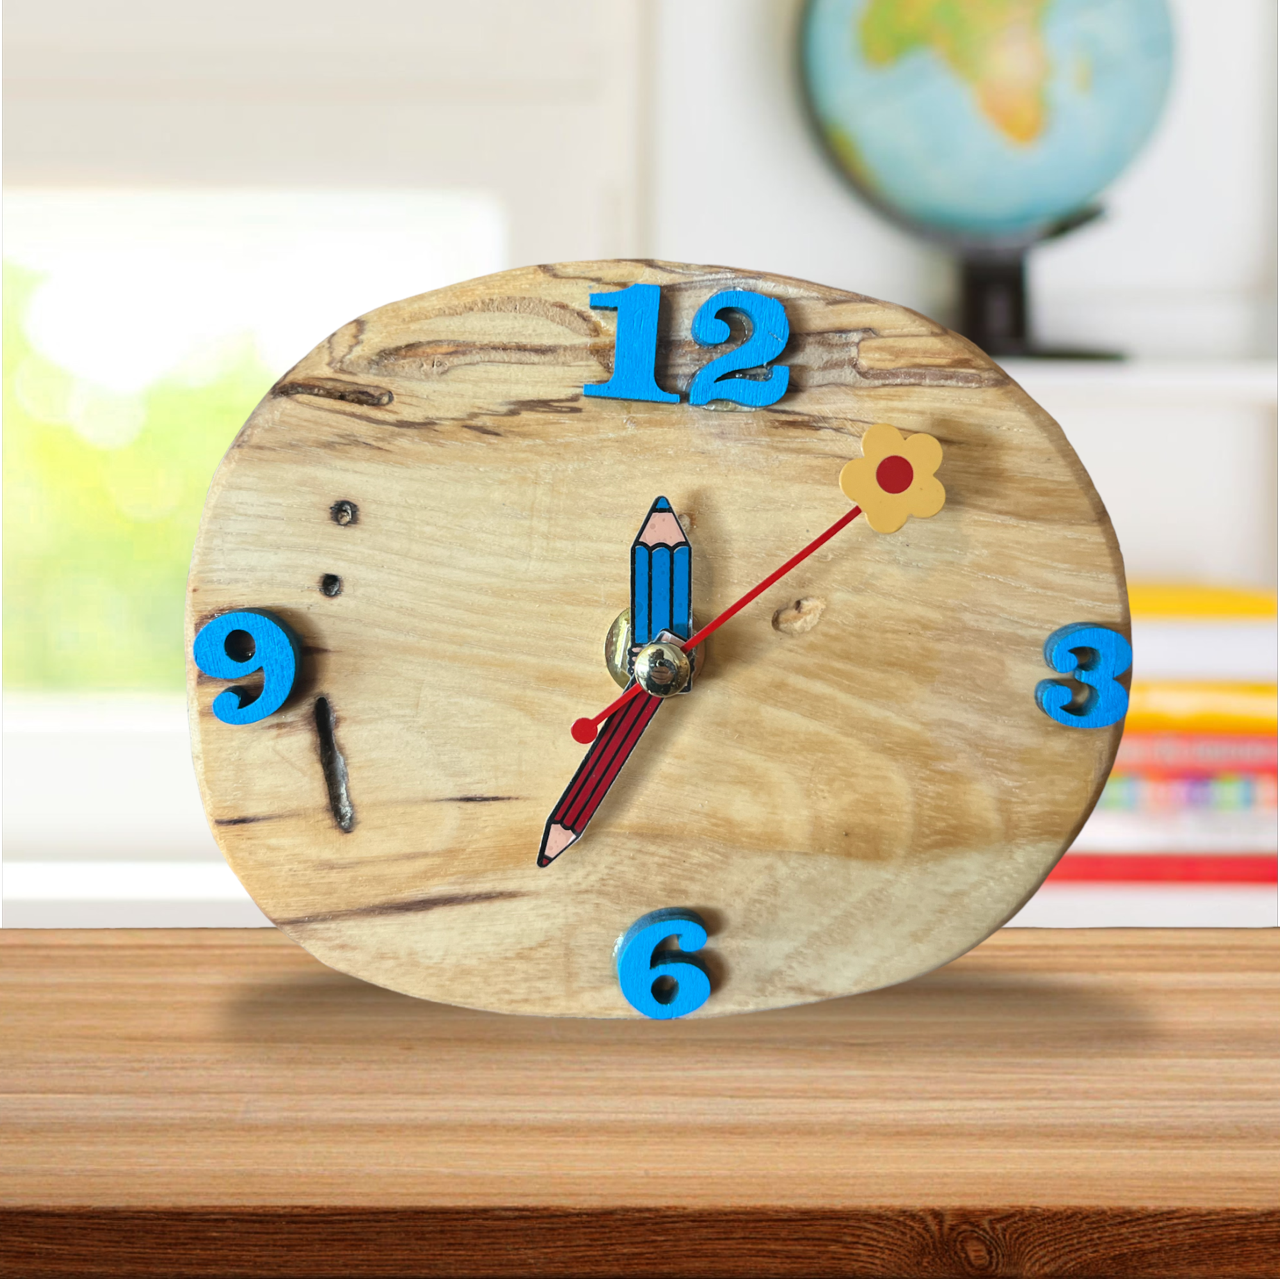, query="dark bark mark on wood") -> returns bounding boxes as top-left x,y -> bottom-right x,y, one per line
433,795 -> 520,804
486,395 -> 586,421
315,697 -> 355,833
329,434 -> 396,453
280,890 -> 526,927
285,407 -> 405,432
325,316 -> 368,367
758,406 -> 865,435
275,377 -> 394,407
390,397 -> 585,432
214,814 -> 279,827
